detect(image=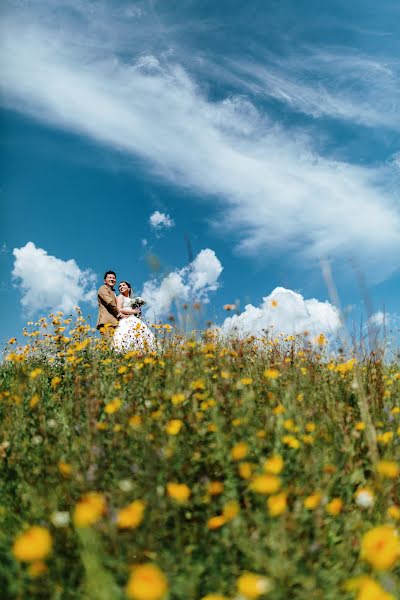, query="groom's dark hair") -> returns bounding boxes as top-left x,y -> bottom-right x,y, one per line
104,270 -> 116,279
